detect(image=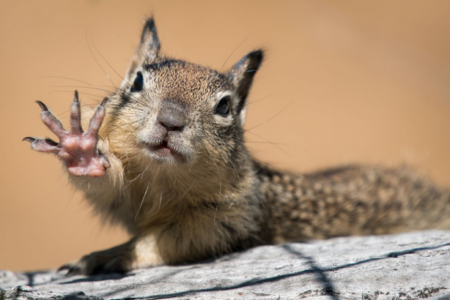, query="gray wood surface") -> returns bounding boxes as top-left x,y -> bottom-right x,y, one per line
1,230 -> 450,299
